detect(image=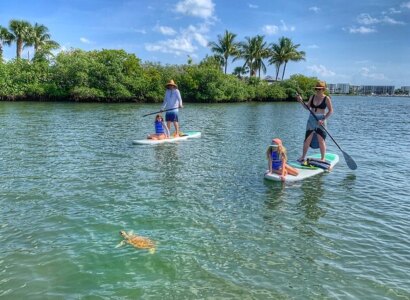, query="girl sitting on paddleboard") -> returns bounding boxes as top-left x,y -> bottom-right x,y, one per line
266,138 -> 299,181
147,114 -> 169,140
